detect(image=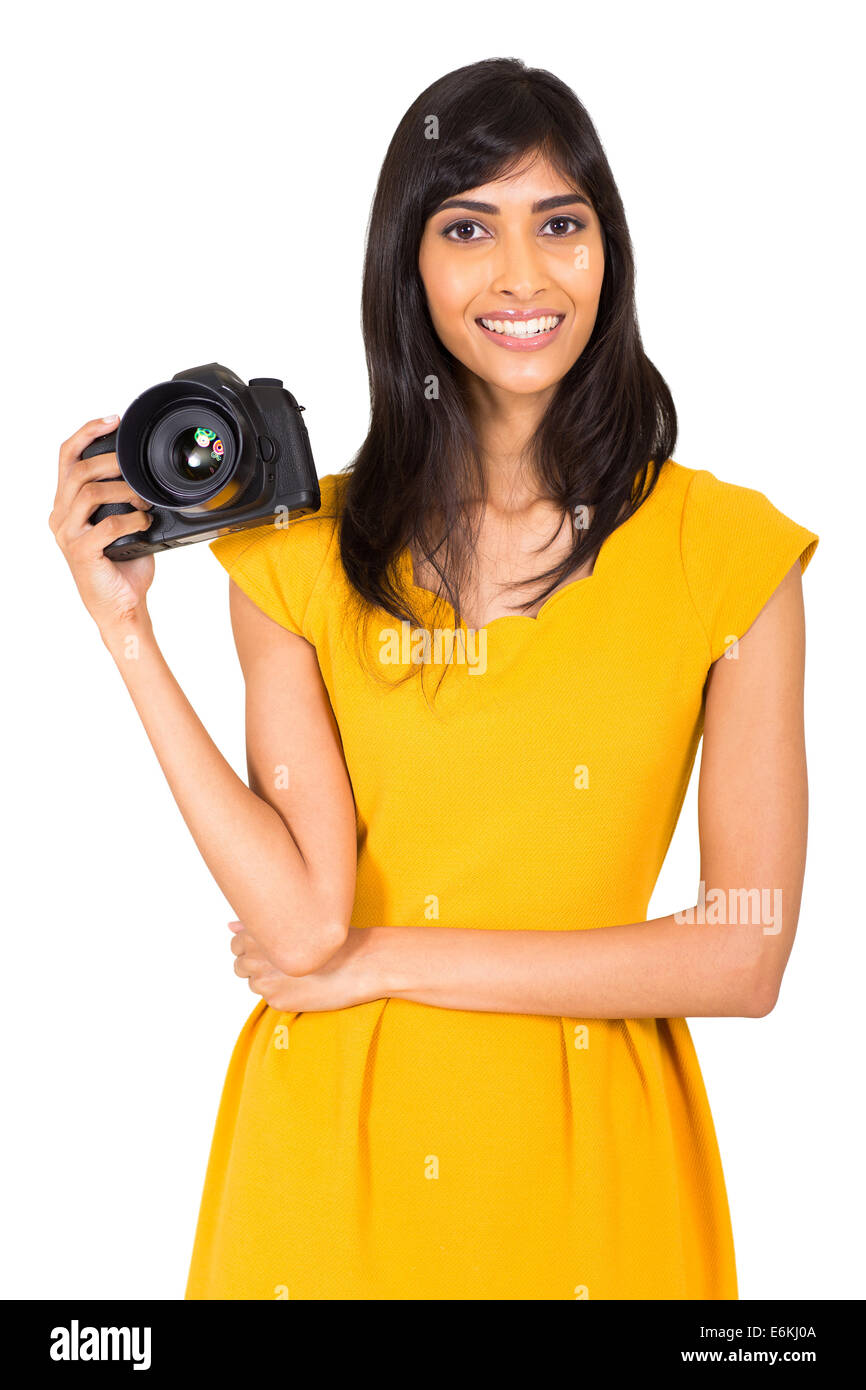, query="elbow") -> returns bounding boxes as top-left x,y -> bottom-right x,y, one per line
270,918 -> 350,977
743,976 -> 780,1018
737,958 -> 782,1018
739,984 -> 783,1017
724,934 -> 783,1017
